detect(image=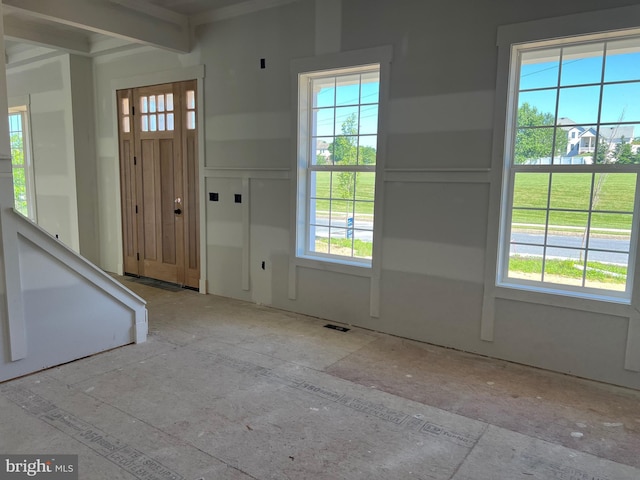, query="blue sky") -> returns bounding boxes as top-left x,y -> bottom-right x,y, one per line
518,44 -> 640,126
312,73 -> 380,145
